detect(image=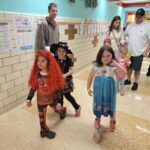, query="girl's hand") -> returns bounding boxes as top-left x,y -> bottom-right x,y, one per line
56,103 -> 62,111
111,59 -> 117,66
63,74 -> 67,78
26,100 -> 32,107
87,89 -> 93,96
